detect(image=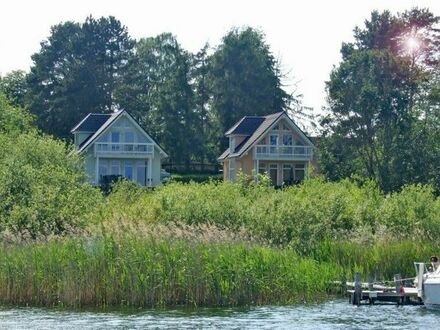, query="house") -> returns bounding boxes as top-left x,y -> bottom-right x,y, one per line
218,111 -> 314,186
71,110 -> 168,187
